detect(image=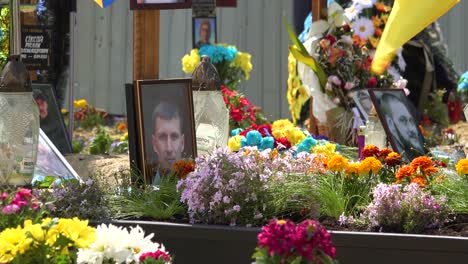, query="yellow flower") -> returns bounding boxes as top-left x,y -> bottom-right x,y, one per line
327,154 -> 349,172
23,220 -> 46,243
55,218 -> 96,249
61,108 -> 68,114
345,162 -> 360,176
0,226 -> 32,263
120,132 -> 129,142
456,159 -> 468,176
73,99 -> 88,108
232,51 -> 253,80
277,219 -> 287,225
228,135 -> 244,151
288,53 -> 297,74
284,128 -> 306,146
272,119 -> 294,132
312,144 -> 336,158
359,157 -> 382,174
181,49 -> 201,73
